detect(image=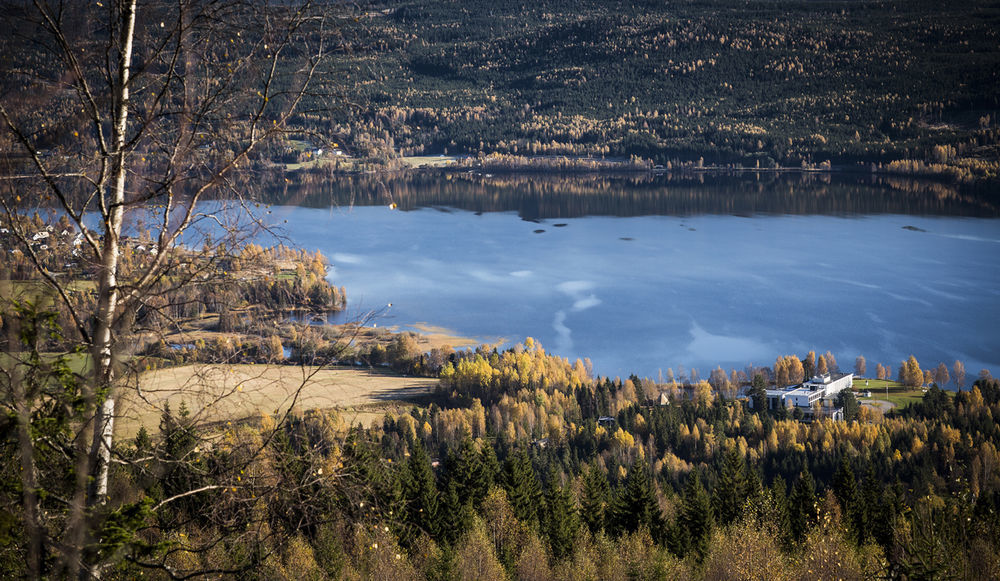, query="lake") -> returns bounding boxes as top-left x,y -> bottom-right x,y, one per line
263,172 -> 1000,382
